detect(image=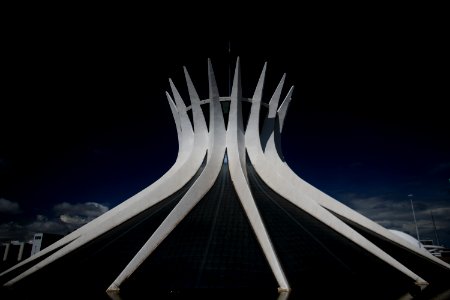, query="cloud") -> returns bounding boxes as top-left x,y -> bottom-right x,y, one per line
53,201 -> 109,232
26,214 -> 68,236
0,198 -> 21,214
49,201 -> 109,232
342,193 -> 450,245
0,222 -> 27,241
54,202 -> 108,218
0,201 -> 109,242
59,214 -> 87,225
